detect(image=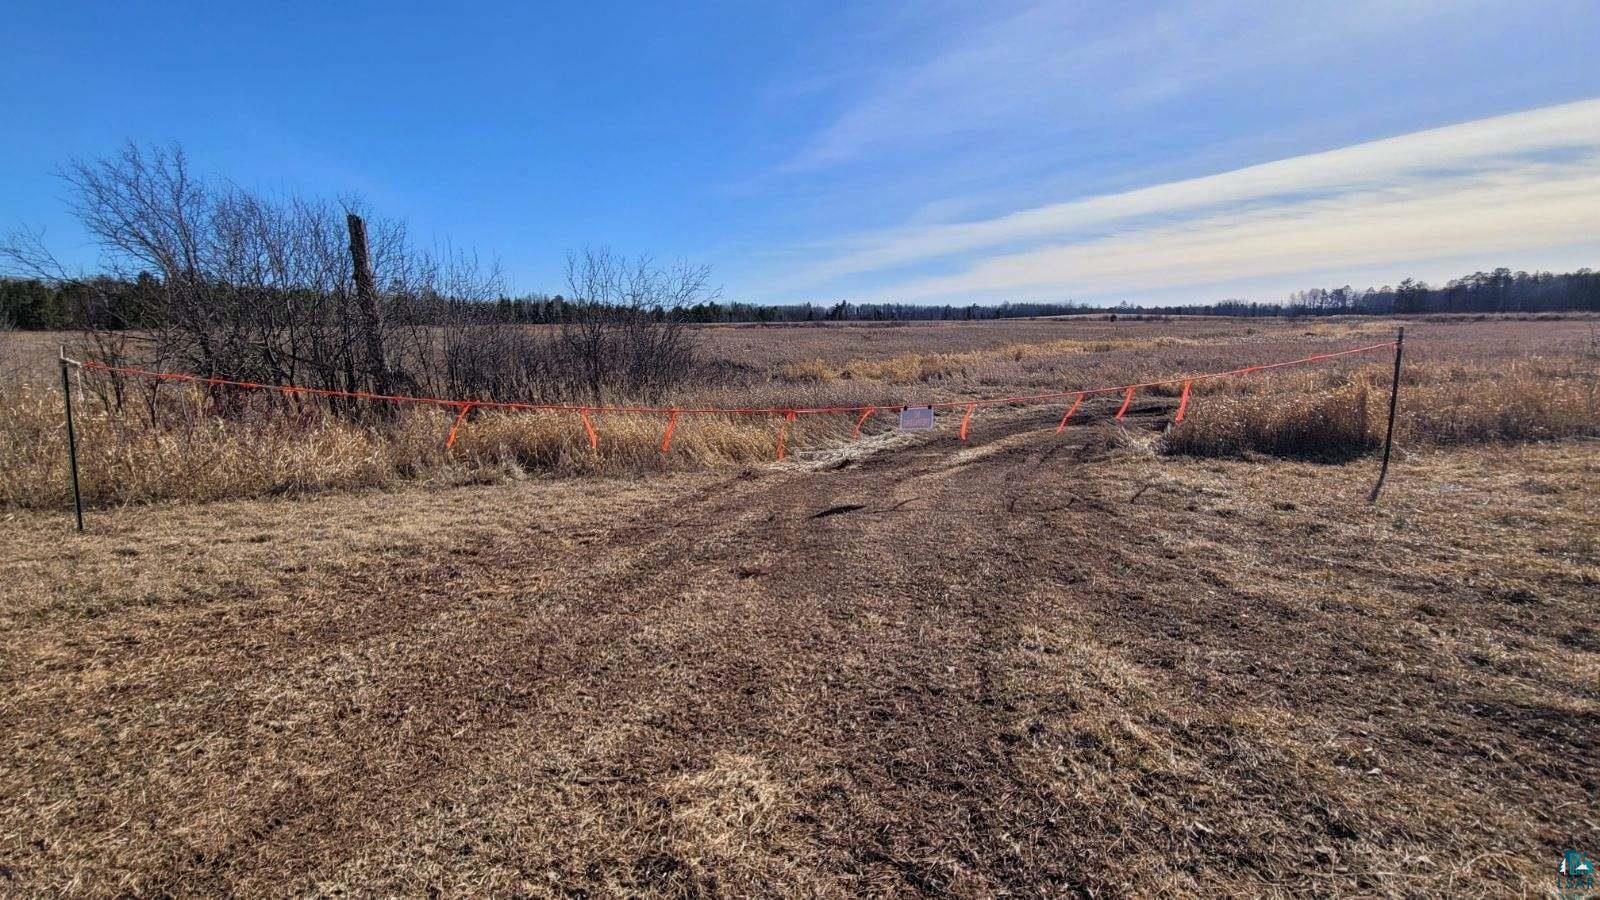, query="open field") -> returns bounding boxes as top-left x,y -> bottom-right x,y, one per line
1,316 -> 1598,895
4,315 -> 1596,508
